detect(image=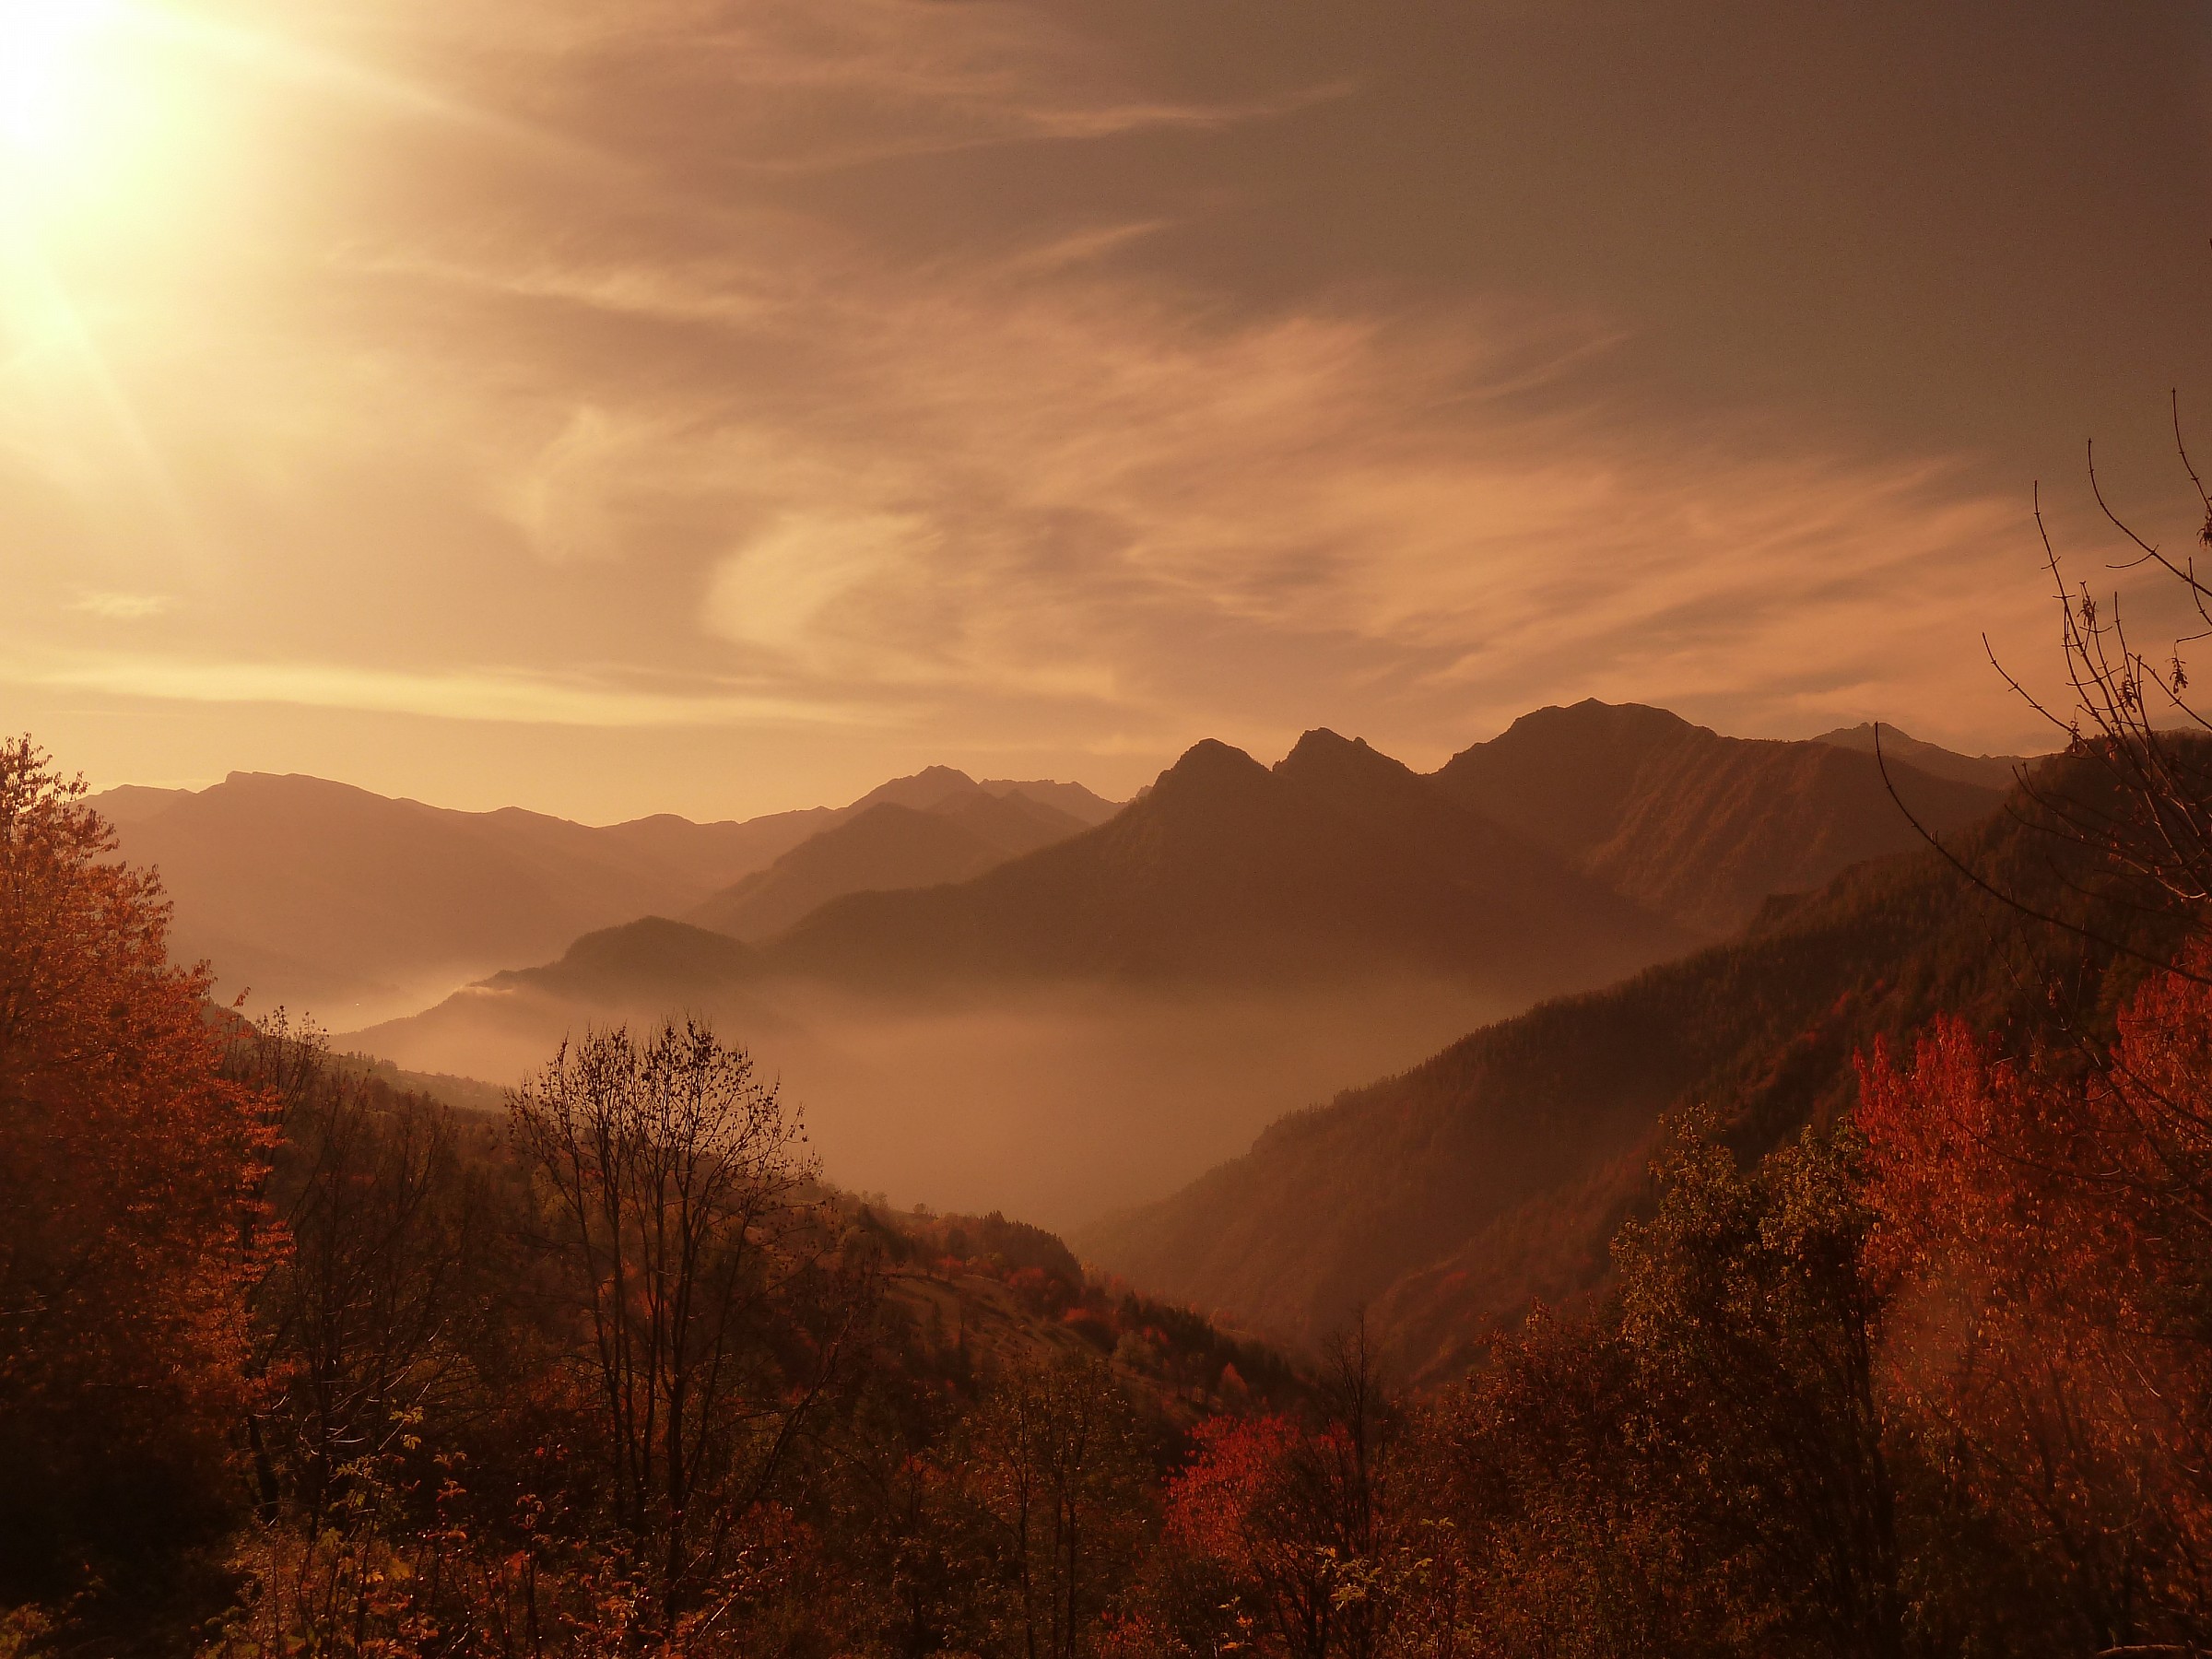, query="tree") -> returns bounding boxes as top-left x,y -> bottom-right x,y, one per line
1885,396 -> 2212,976
0,737 -> 275,1591
1420,1121 -> 1902,1659
1613,1118 -> 1901,1659
235,1016 -> 496,1526
1157,1322 -> 1403,1659
976,1352 -> 1148,1659
508,1018 -> 865,1622
1859,977 -> 2212,1651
